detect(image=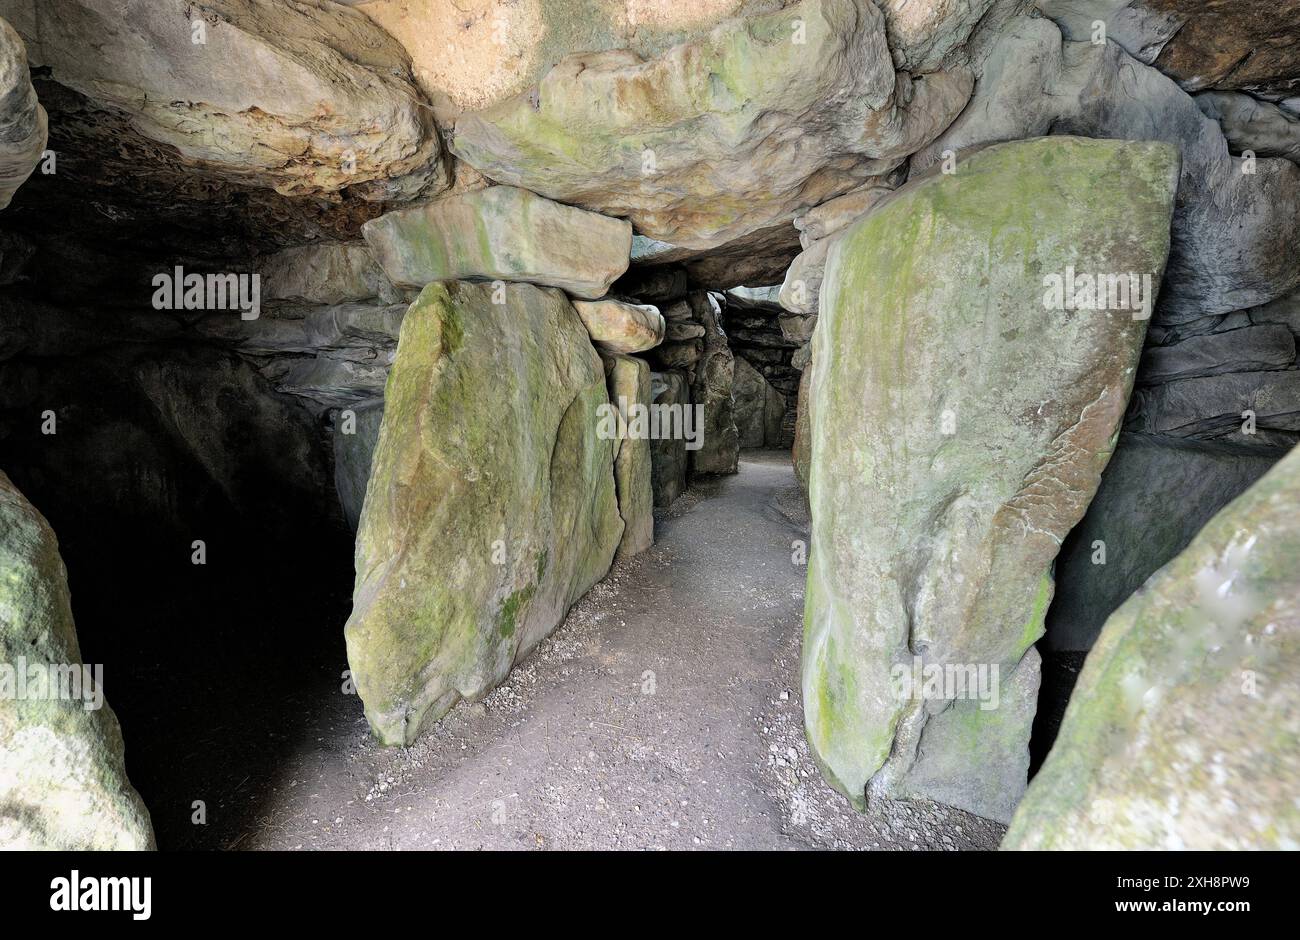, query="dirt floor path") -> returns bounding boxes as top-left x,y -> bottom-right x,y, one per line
185,451 -> 1003,850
